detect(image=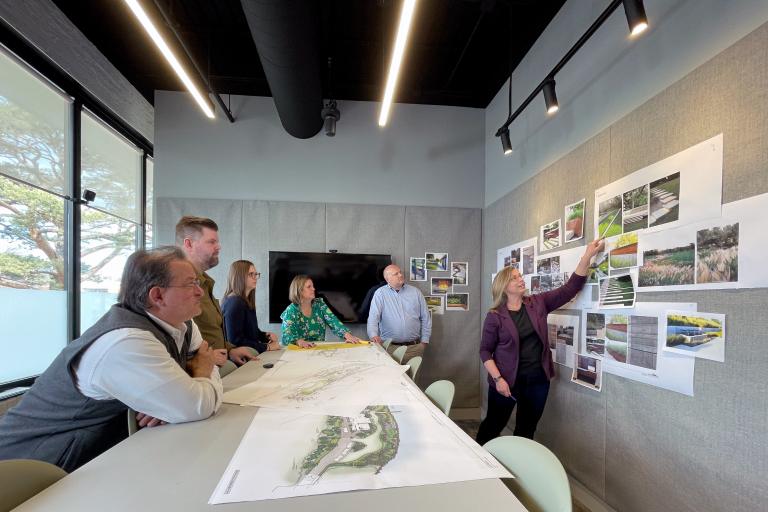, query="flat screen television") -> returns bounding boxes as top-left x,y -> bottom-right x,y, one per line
268,251 -> 392,324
